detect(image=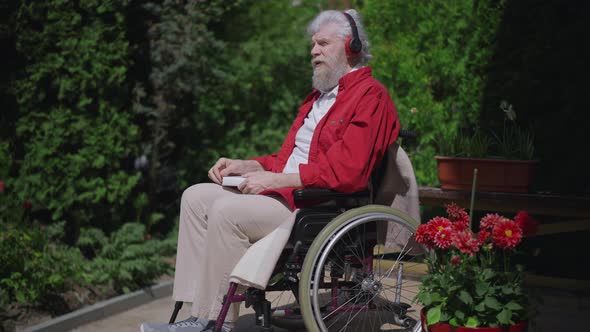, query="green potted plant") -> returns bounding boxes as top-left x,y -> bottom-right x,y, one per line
415,203 -> 538,331
435,101 -> 538,192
